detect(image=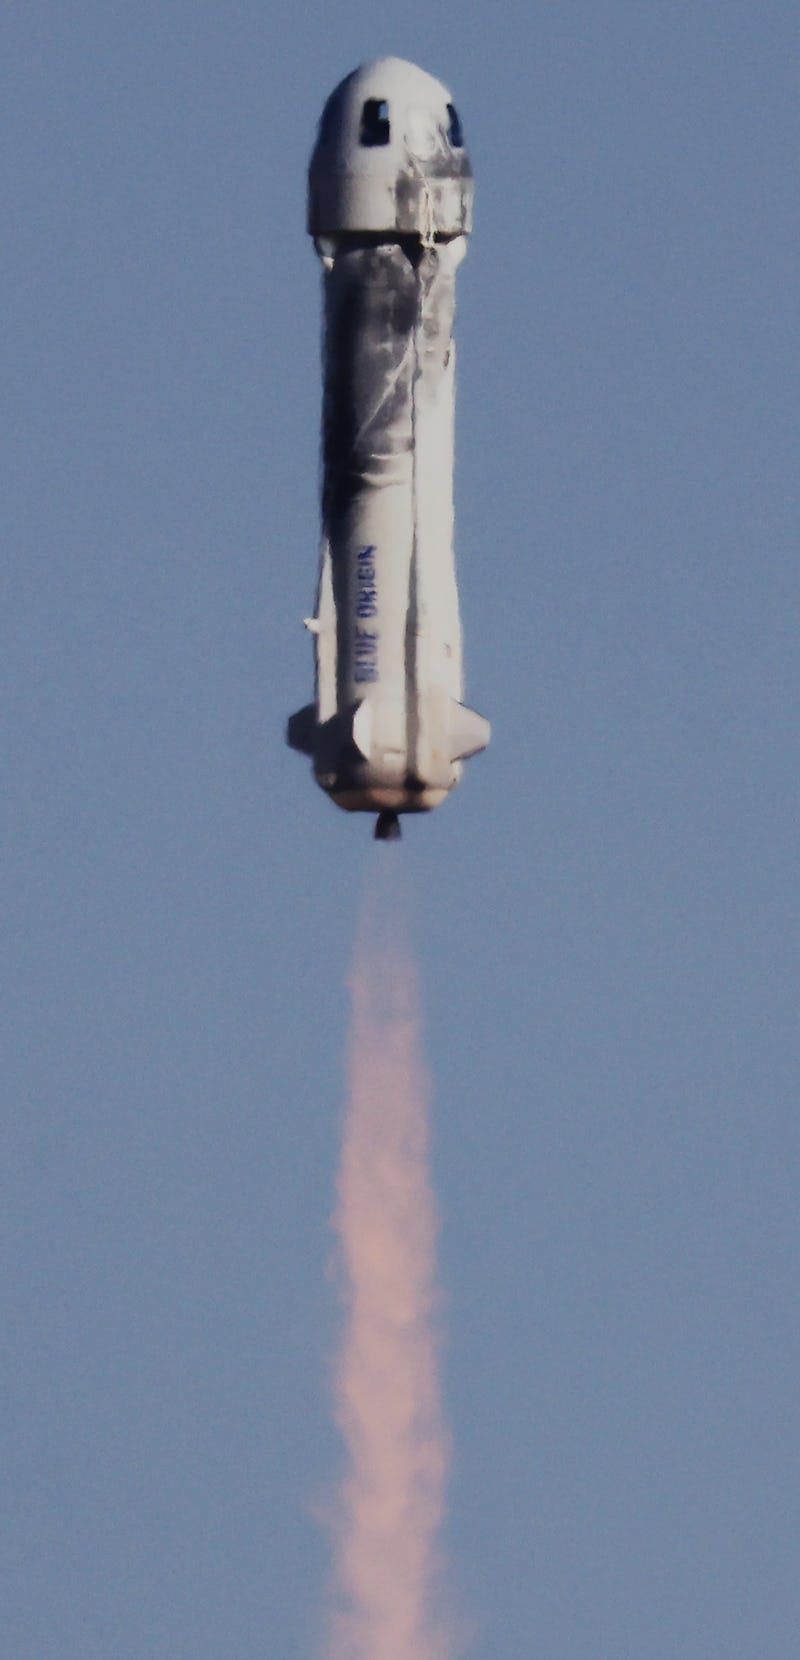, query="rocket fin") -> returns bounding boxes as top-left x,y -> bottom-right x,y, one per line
449,700 -> 491,761
287,703 -> 317,755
